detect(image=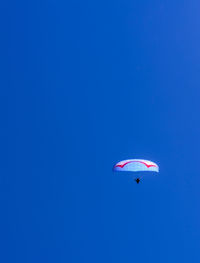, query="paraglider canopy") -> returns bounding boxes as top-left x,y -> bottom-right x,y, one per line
113,159 -> 159,183
113,159 -> 159,172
